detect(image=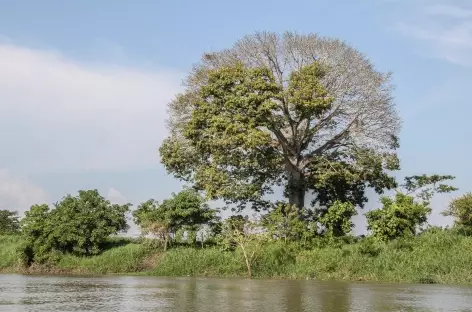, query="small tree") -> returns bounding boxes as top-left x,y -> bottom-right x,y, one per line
220,217 -> 268,278
133,189 -> 218,250
317,201 -> 357,237
366,174 -> 457,241
442,193 -> 472,228
0,210 -> 20,235
133,199 -> 171,249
